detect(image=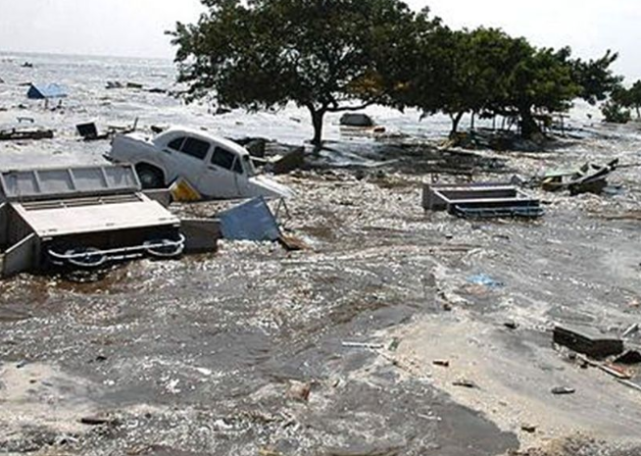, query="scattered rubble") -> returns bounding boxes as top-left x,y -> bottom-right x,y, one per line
0,127 -> 54,141
551,387 -> 576,395
542,159 -> 619,195
76,122 -> 111,141
286,381 -> 311,402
